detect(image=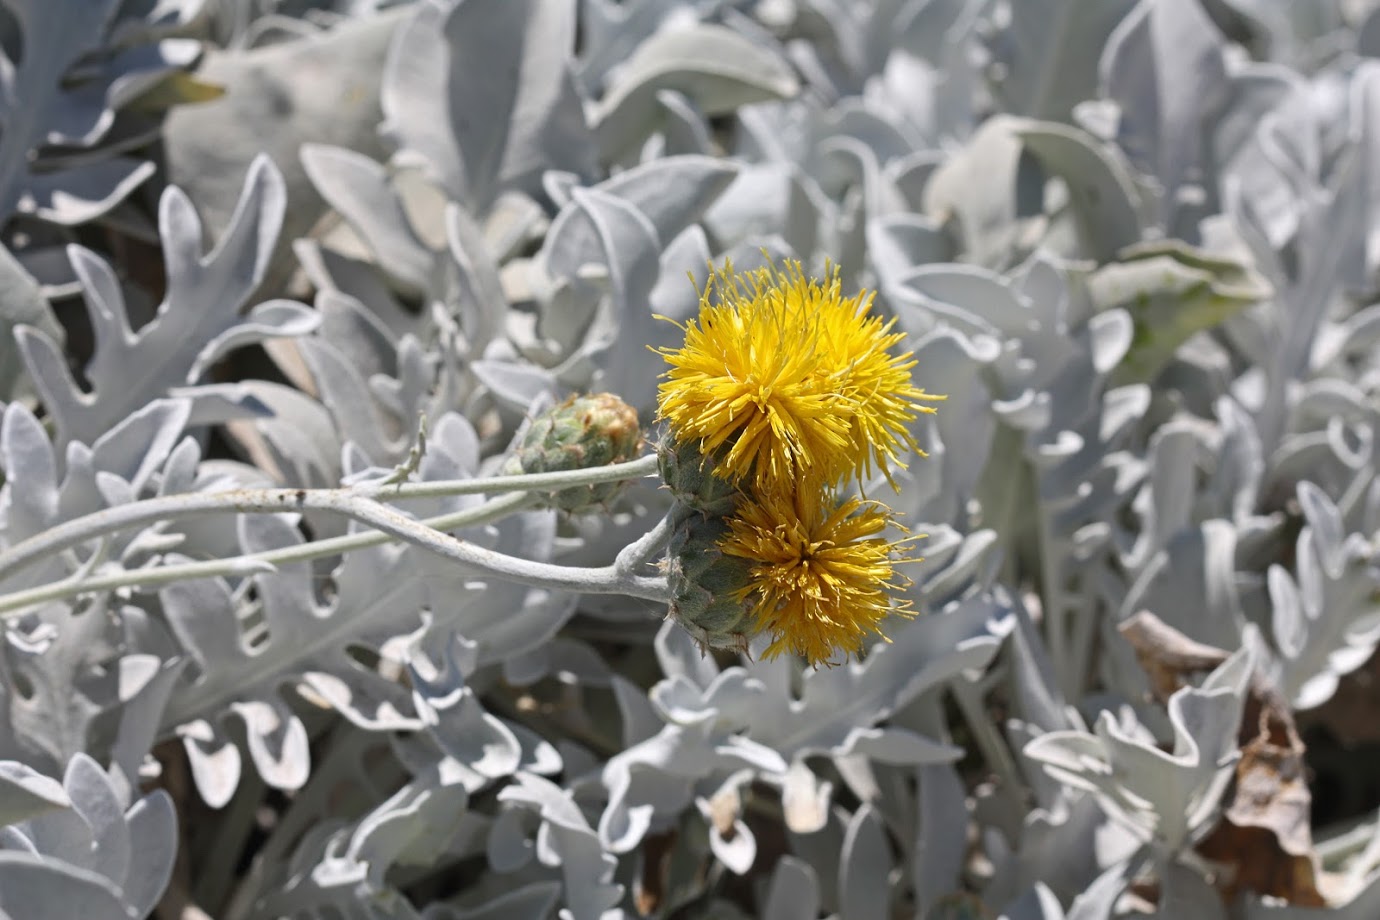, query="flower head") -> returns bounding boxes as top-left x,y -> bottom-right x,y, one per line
817,294 -> 944,488
665,514 -> 758,655
503,392 -> 643,512
656,259 -> 942,494
720,486 -> 918,666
